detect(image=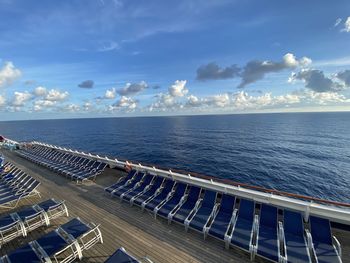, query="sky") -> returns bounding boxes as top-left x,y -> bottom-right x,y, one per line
0,0 -> 350,120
